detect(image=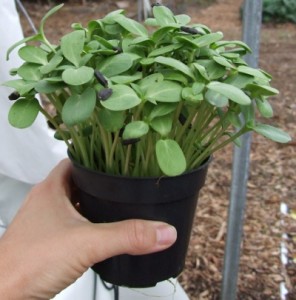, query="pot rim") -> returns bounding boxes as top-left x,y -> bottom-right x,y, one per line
68,151 -> 212,181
